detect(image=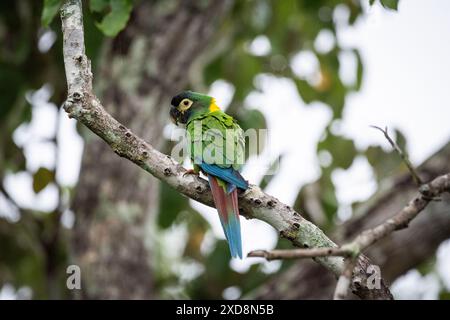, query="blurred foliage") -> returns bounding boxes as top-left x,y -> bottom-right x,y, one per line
9,0 -> 450,302
318,131 -> 357,170
365,129 -> 406,181
373,0 -> 399,11
41,0 -> 62,27
42,0 -> 134,37
0,0 -> 70,299
439,290 -> 450,300
32,167 -> 55,193
89,0 -> 133,37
